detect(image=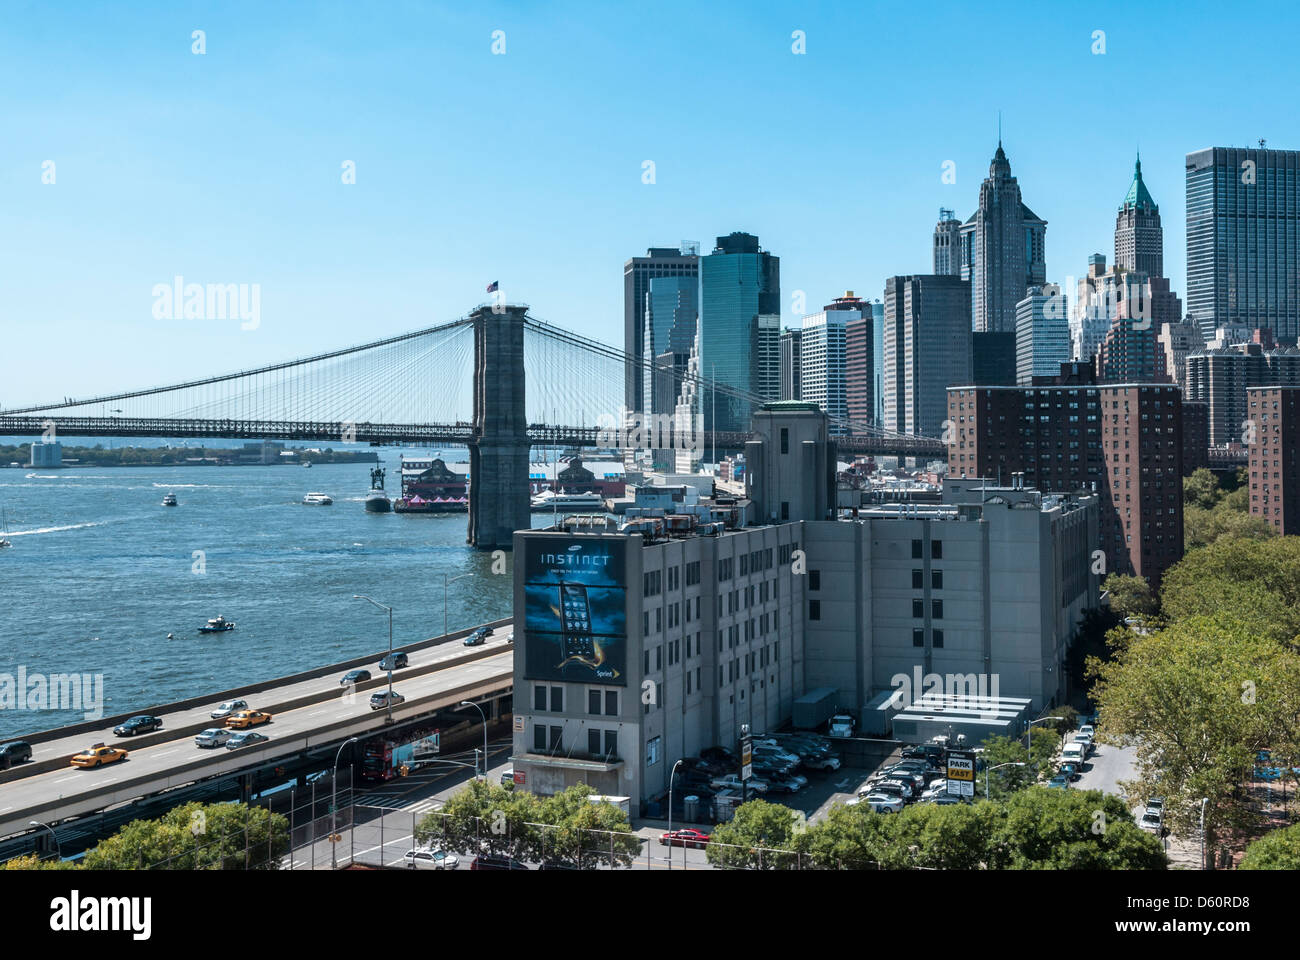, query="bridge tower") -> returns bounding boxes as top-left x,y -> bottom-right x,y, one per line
467,303 -> 532,549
